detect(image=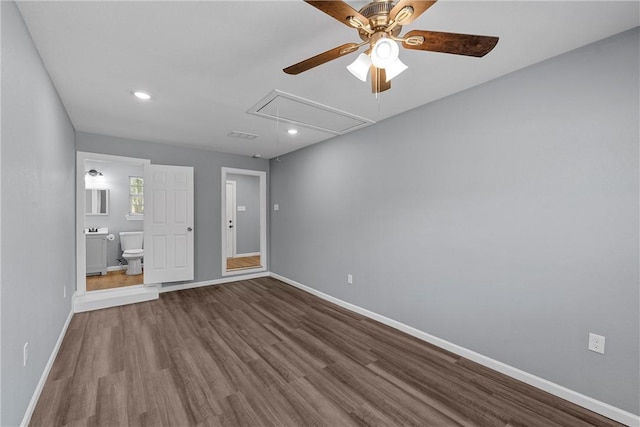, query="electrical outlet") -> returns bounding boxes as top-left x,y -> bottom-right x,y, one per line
273,204 -> 279,211
347,274 -> 353,285
588,333 -> 605,354
23,342 -> 28,367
